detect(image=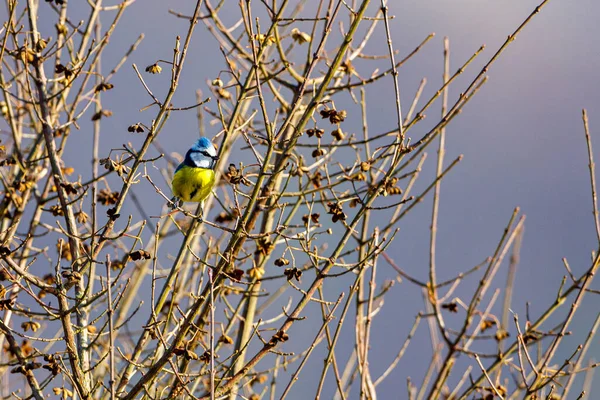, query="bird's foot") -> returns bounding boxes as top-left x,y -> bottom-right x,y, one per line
169,196 -> 183,210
